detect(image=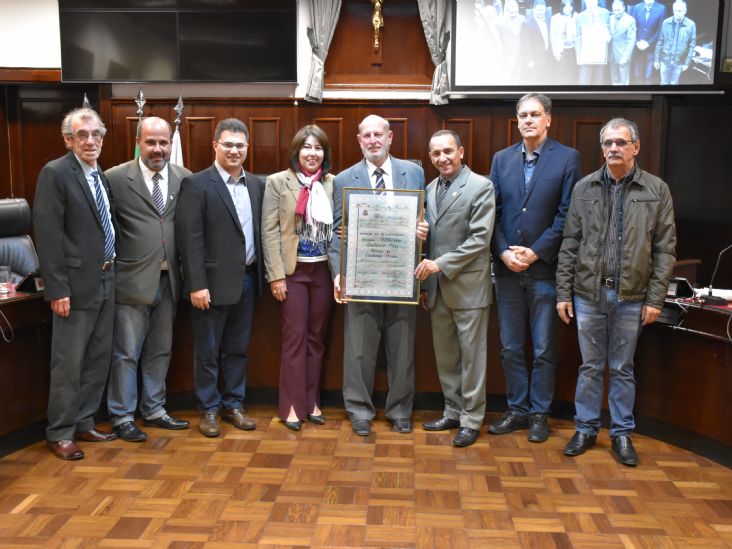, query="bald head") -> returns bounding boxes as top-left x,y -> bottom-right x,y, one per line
357,115 -> 393,166
137,117 -> 172,172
